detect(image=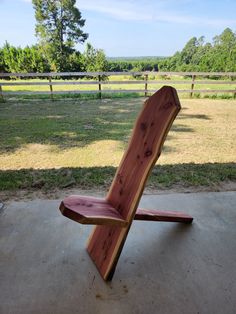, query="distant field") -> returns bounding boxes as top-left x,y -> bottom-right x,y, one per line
0,97 -> 235,191
107,56 -> 166,61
